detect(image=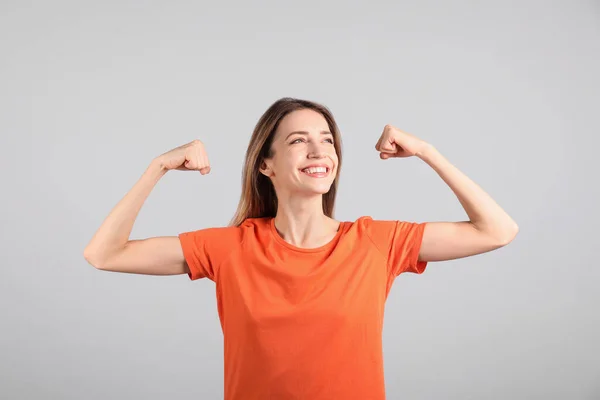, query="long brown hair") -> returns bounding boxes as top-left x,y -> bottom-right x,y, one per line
229,97 -> 343,227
